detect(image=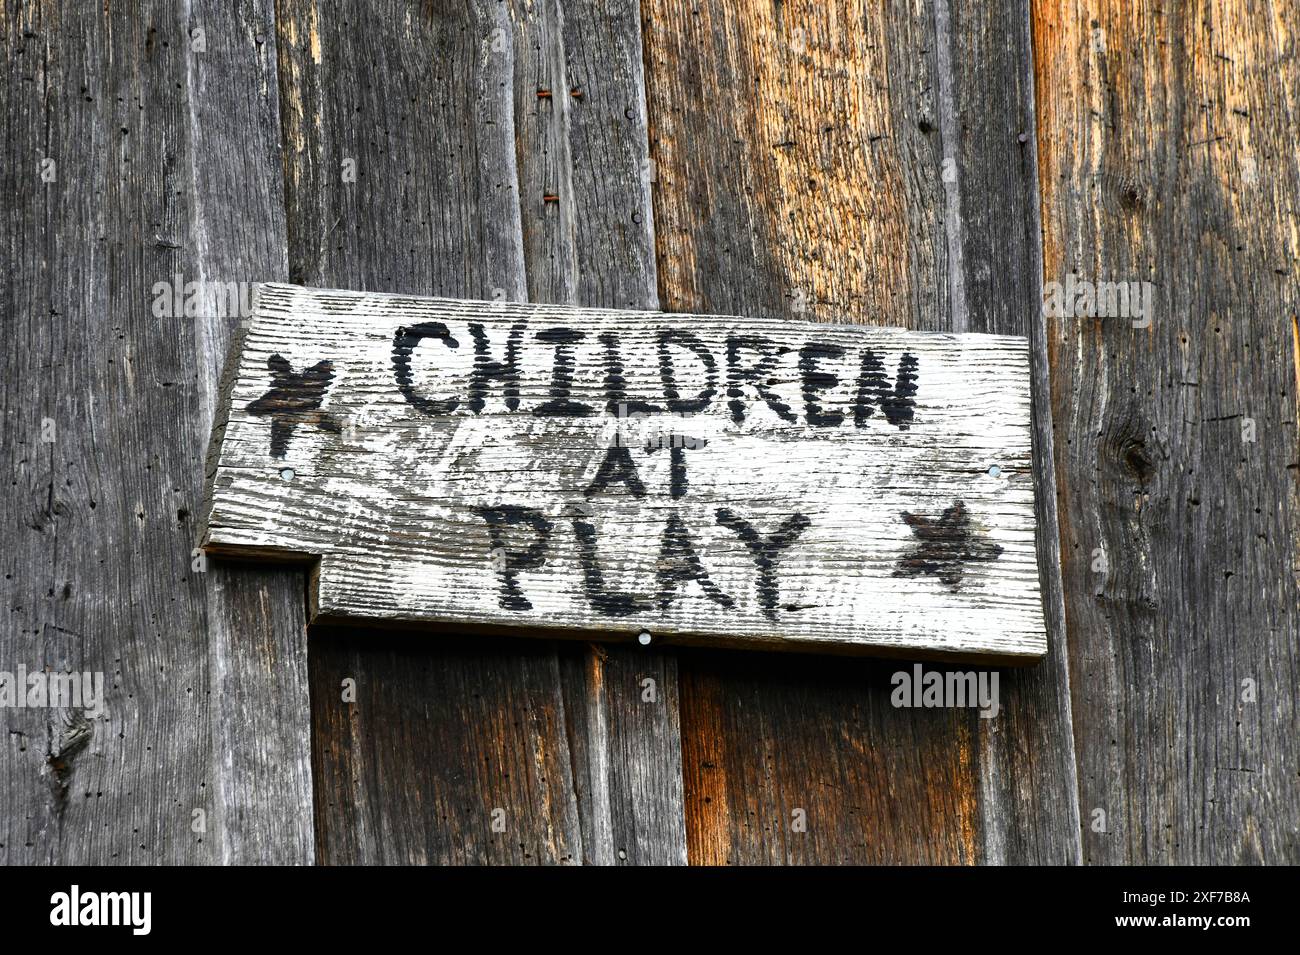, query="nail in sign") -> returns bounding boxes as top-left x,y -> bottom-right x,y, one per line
201,284 -> 1047,660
